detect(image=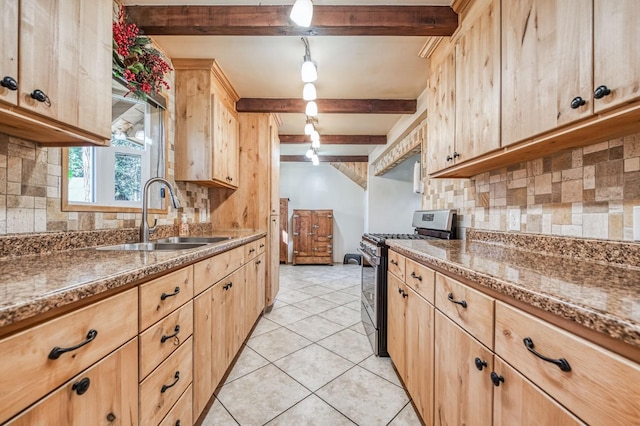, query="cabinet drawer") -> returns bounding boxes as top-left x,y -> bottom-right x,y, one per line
8,338 -> 138,425
139,301 -> 194,380
0,288 -> 138,424
388,250 -> 405,281
139,336 -> 193,426
194,245 -> 244,295
244,240 -> 259,260
139,267 -> 193,331
435,273 -> 494,349
405,258 -> 436,304
256,237 -> 267,255
495,302 -> 640,425
158,384 -> 192,426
